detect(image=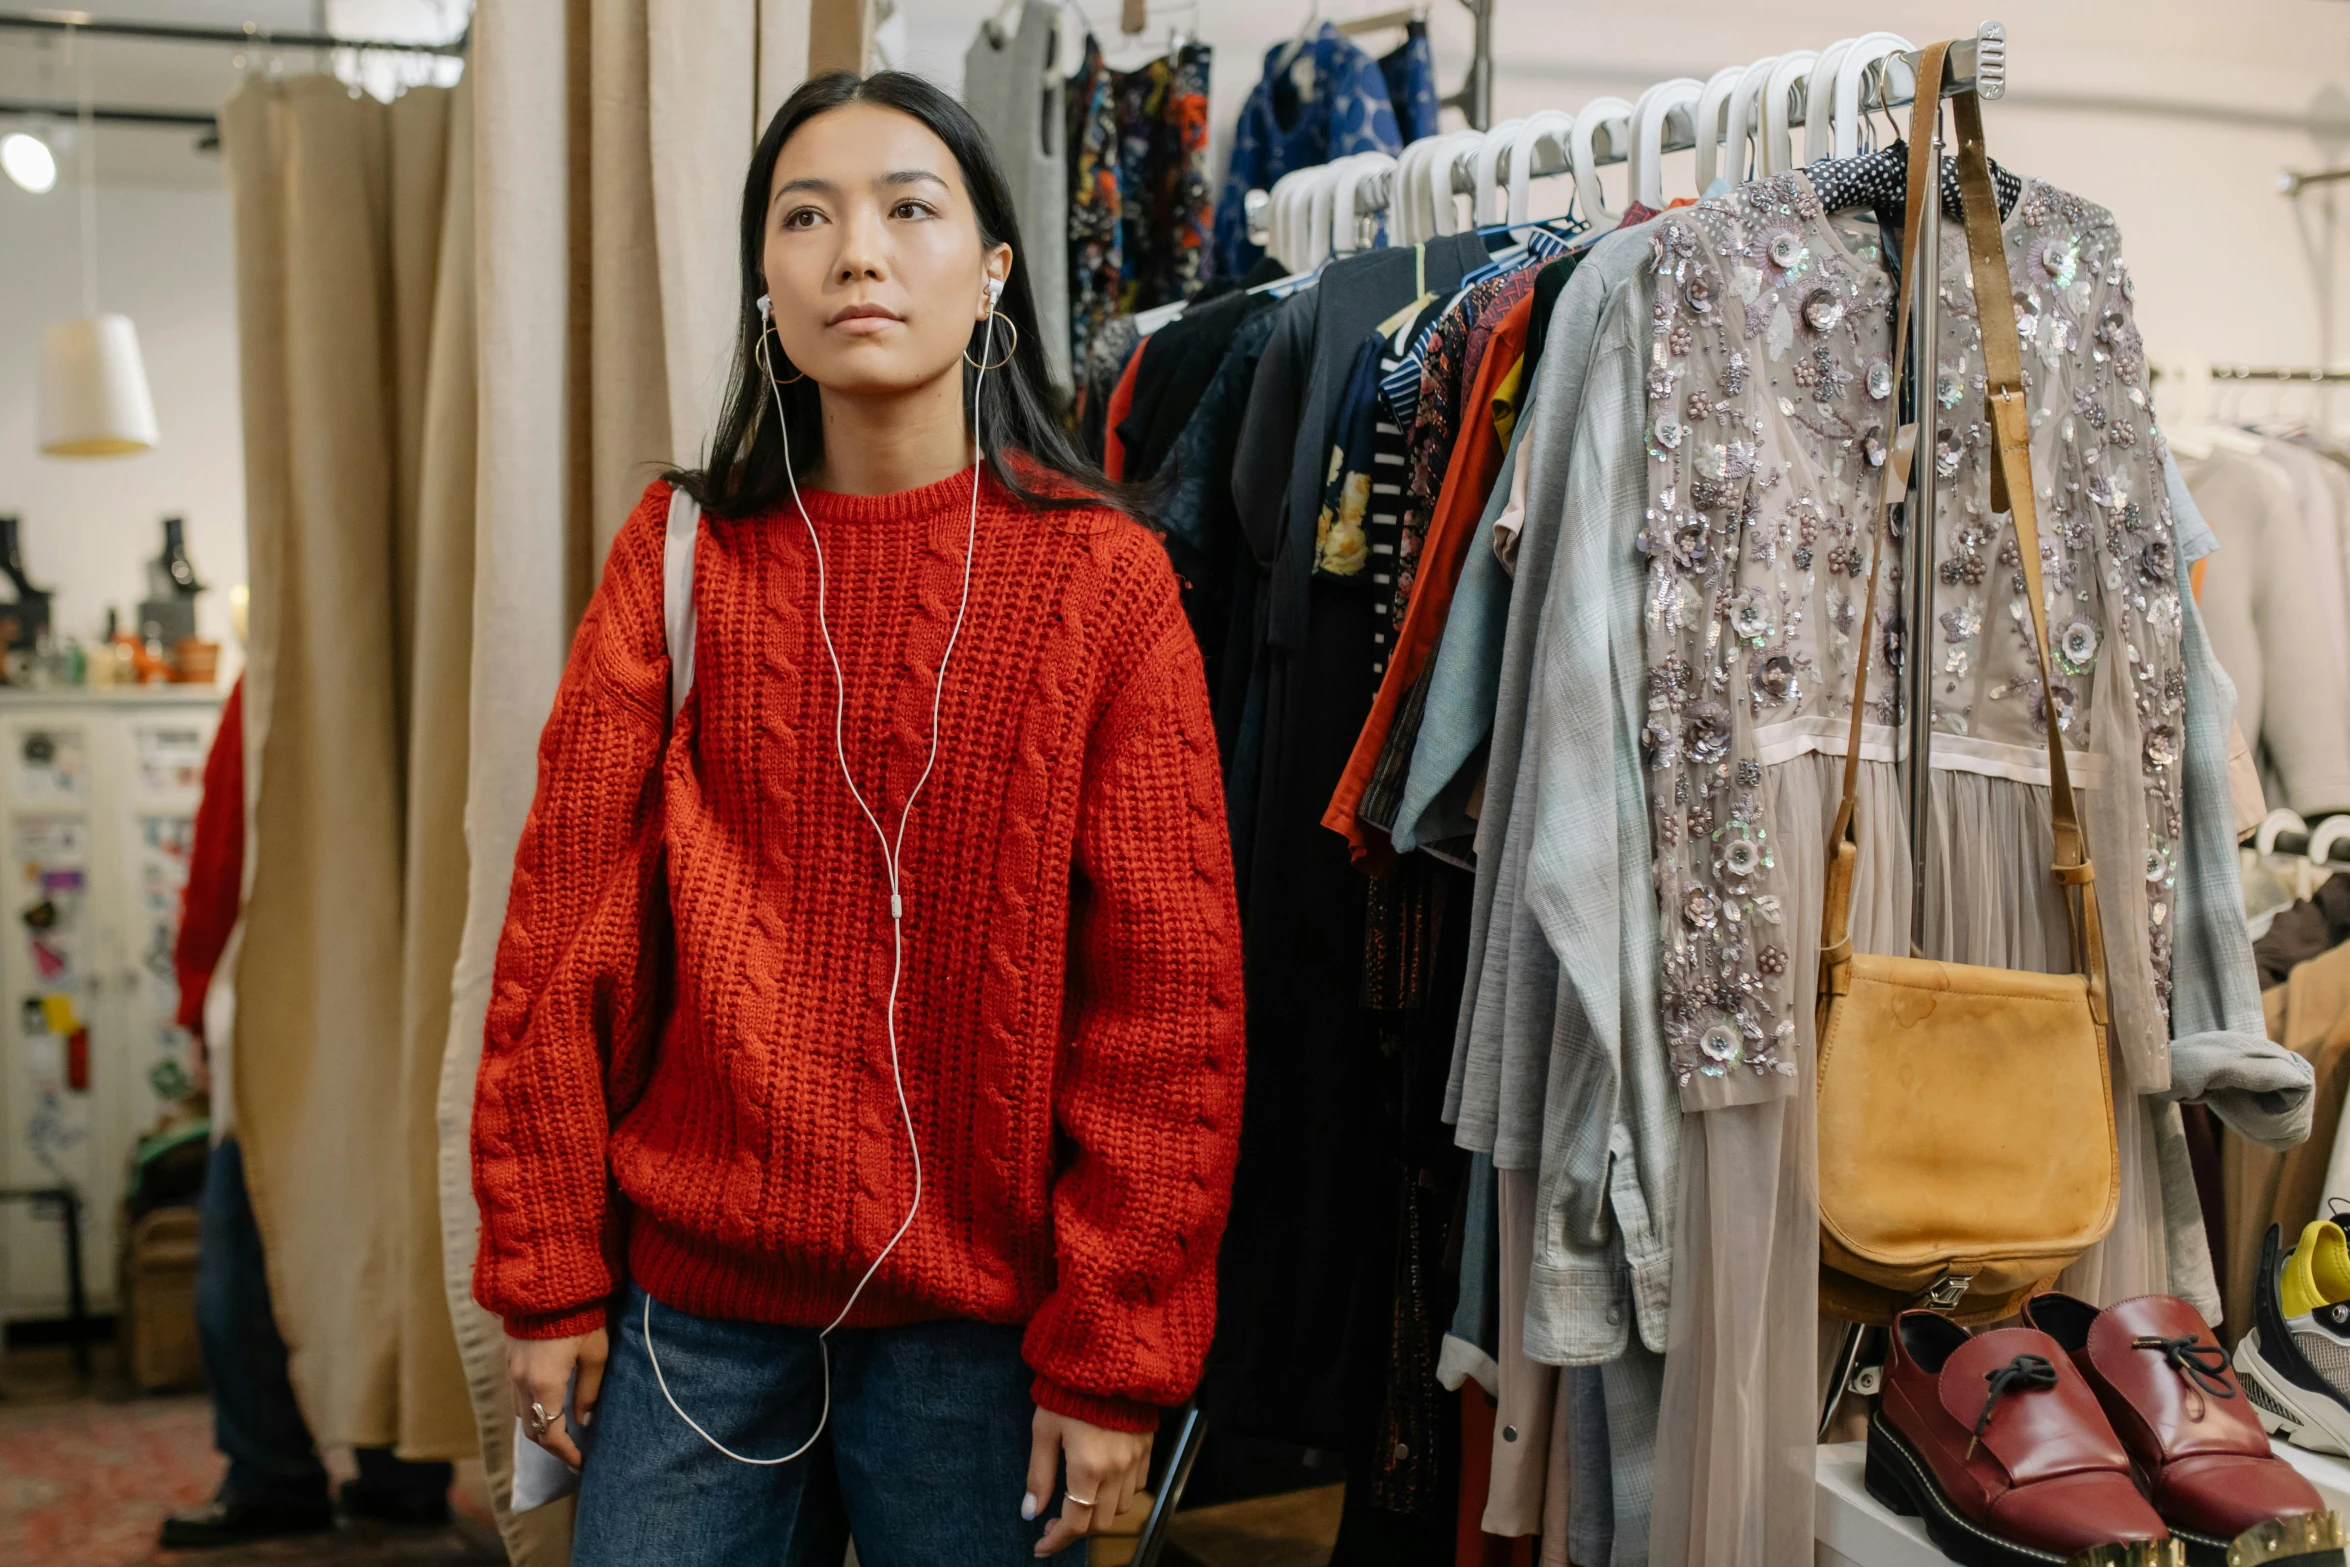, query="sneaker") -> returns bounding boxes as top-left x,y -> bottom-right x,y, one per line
158,1495 -> 336,1549
2237,1221 -> 2350,1456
